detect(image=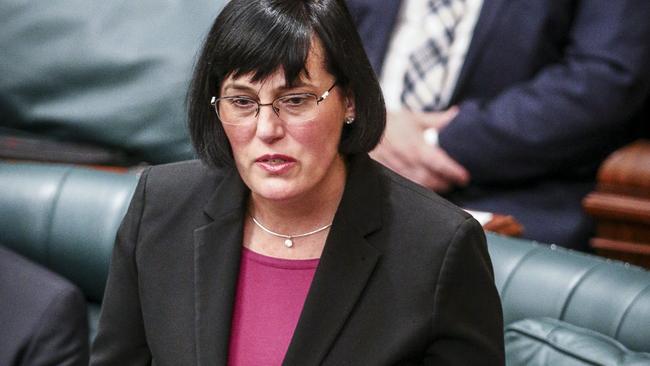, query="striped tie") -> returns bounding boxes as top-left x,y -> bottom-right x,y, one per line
401,0 -> 466,111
